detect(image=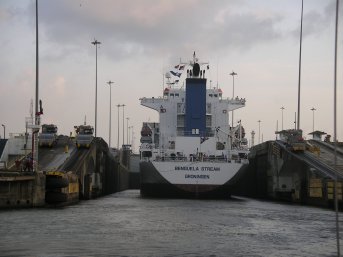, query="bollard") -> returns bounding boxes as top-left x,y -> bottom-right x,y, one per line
64,145 -> 69,153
